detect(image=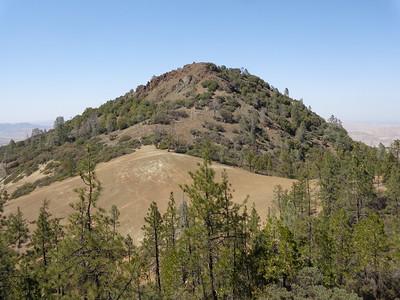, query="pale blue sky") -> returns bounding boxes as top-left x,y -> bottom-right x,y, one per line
1,0 -> 399,123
